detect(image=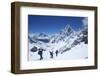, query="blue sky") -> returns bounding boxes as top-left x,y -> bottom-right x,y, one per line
28,15 -> 87,35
